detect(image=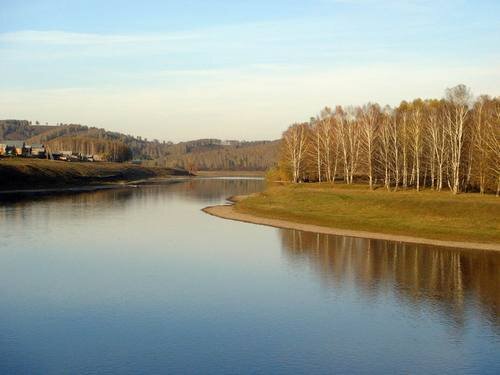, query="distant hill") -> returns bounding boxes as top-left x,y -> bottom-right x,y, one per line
148,139 -> 280,171
0,120 -> 279,170
0,121 -> 171,161
0,120 -> 54,140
